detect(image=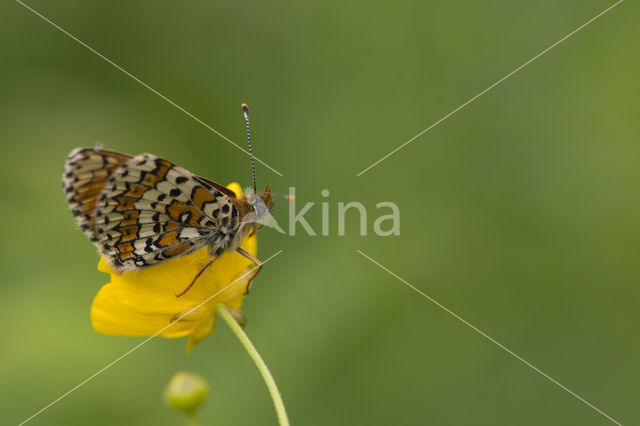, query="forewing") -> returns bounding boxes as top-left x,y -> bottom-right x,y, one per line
63,148 -> 132,242
93,153 -> 243,271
